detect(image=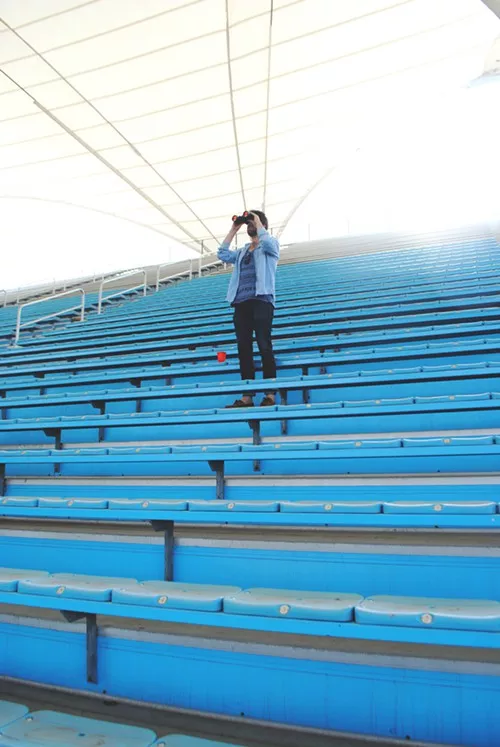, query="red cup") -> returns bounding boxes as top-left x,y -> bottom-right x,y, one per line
217,351 -> 227,363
